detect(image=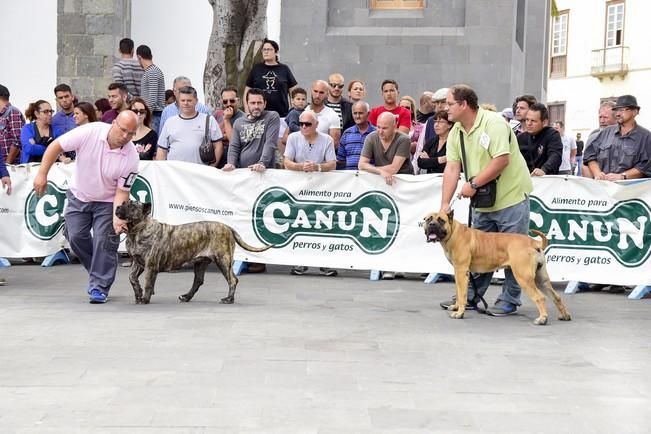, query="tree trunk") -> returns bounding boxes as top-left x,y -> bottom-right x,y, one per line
204,0 -> 268,109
